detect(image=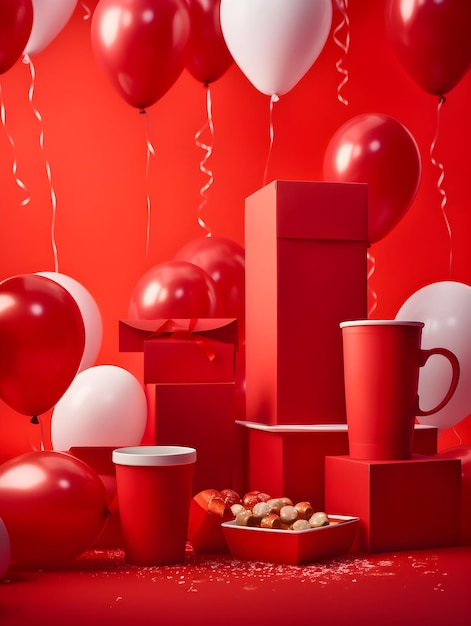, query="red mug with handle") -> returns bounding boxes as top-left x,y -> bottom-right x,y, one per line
340,320 -> 460,460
